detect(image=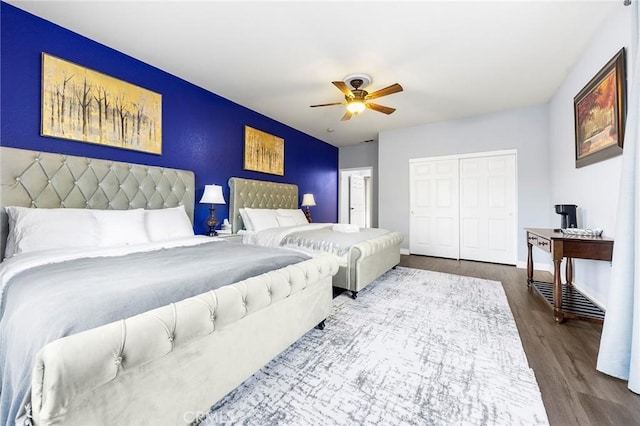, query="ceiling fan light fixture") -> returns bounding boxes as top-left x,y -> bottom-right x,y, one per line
347,100 -> 366,114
